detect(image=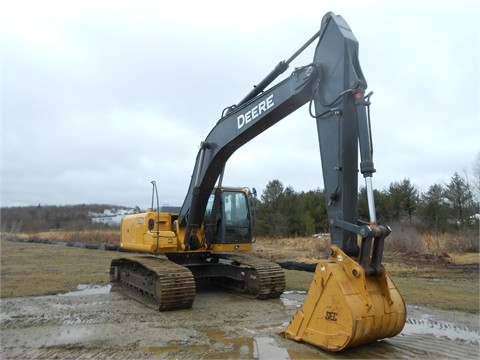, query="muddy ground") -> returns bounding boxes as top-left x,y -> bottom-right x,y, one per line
1,237 -> 479,359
